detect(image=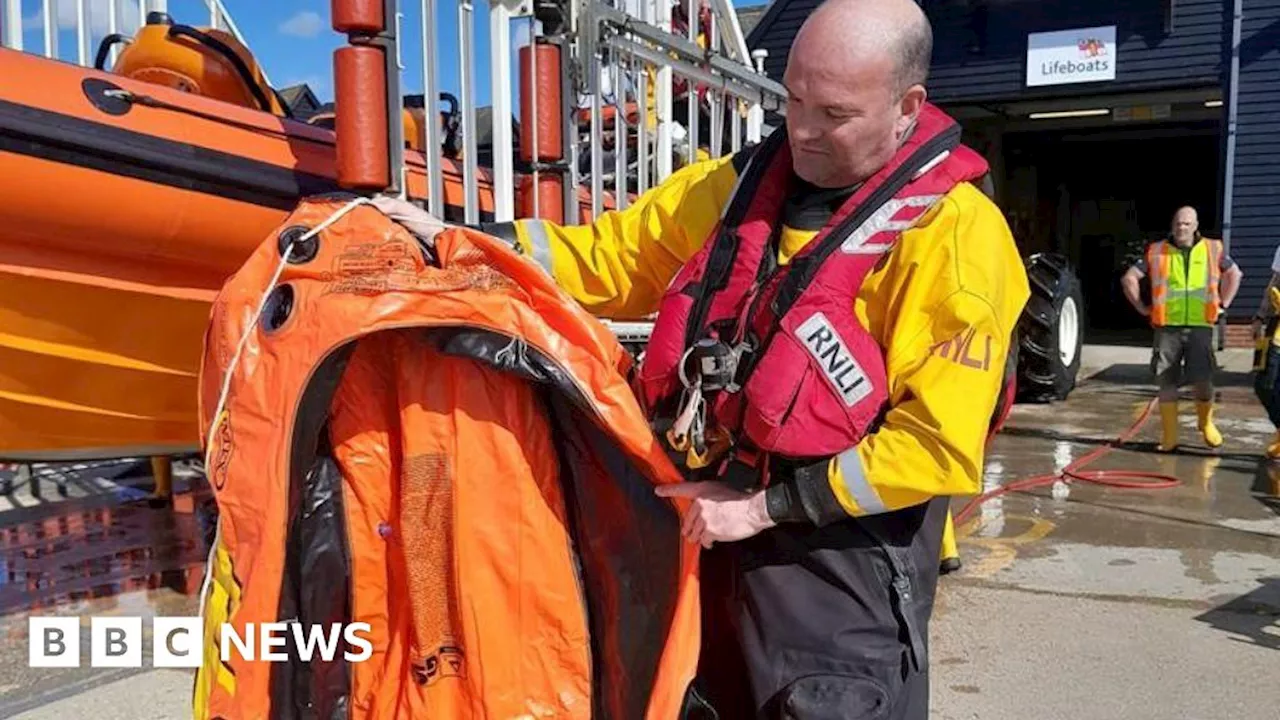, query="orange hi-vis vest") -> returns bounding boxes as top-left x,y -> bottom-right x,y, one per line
1146,237 -> 1224,327
194,195 -> 701,719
